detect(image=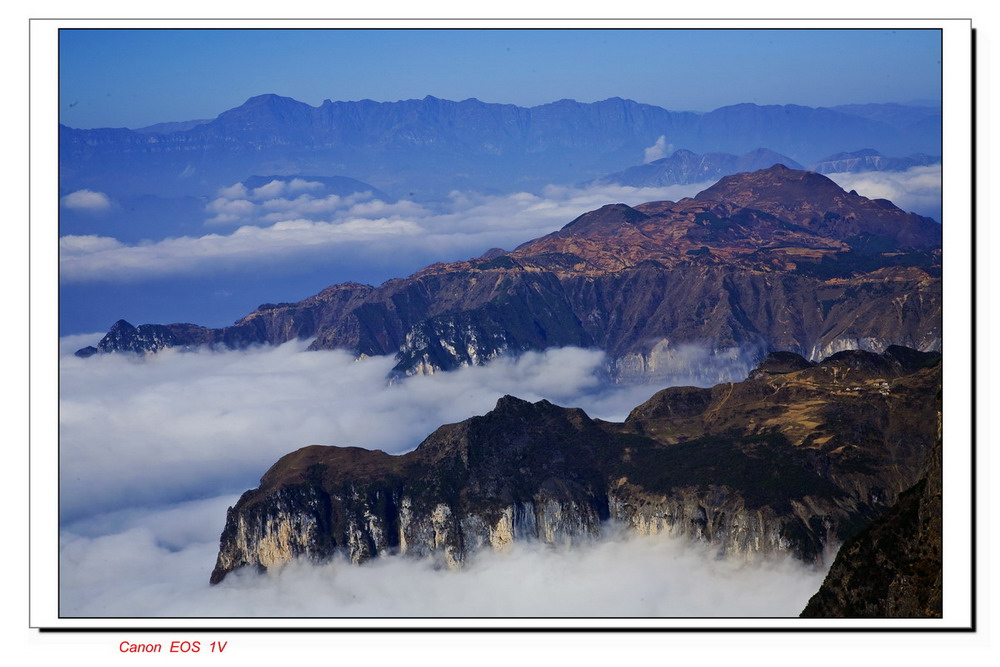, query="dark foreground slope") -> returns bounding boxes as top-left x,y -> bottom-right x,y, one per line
801,428 -> 942,618
81,167 -> 942,381
211,346 -> 941,597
